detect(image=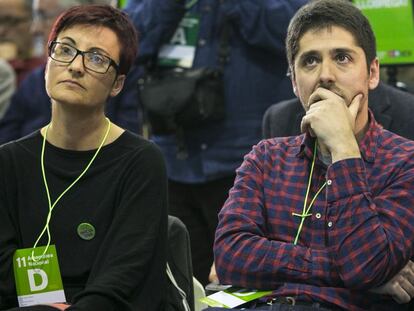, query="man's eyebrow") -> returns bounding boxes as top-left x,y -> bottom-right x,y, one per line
59,37 -> 110,56
330,47 -> 356,55
297,50 -> 319,62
